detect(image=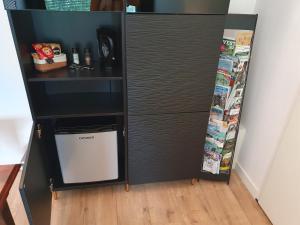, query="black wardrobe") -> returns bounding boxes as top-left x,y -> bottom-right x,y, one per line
3,0 -> 257,224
